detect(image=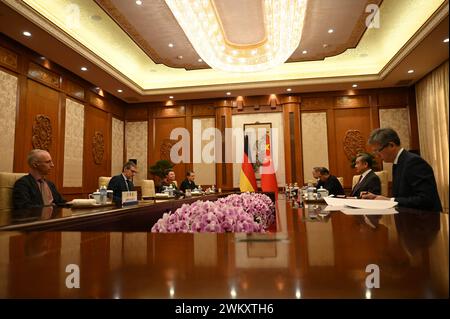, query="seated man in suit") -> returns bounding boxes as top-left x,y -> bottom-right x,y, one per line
156,169 -> 179,193
180,171 -> 197,193
362,128 -> 442,211
317,167 -> 345,196
350,153 -> 381,198
108,161 -> 137,203
13,149 -> 66,209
